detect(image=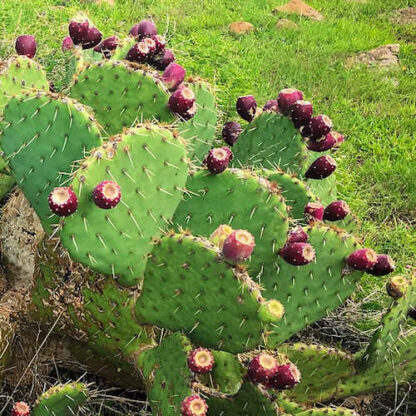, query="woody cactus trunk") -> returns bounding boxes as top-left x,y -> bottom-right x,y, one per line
0,16 -> 415,416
